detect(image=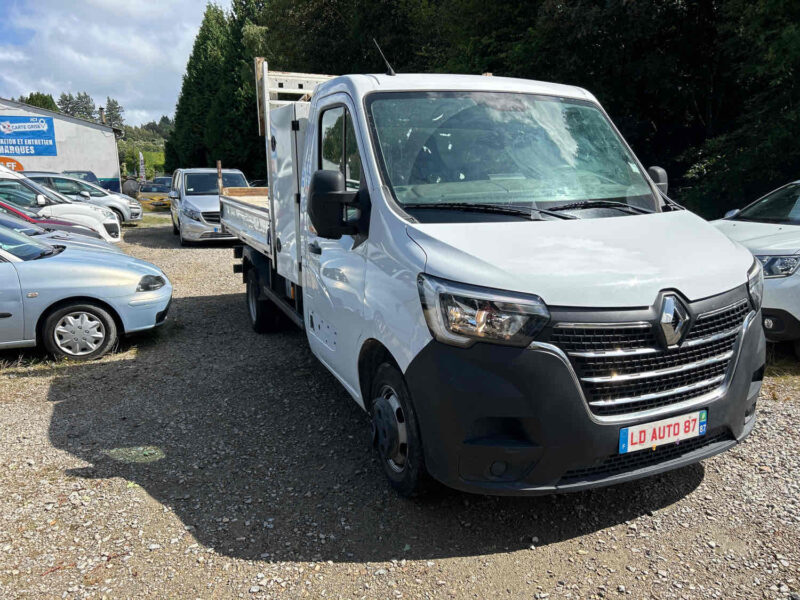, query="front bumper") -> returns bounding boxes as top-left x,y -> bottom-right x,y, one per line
114,283 -> 173,333
762,274 -> 800,341
180,216 -> 235,241
403,308 -> 765,496
128,206 -> 143,222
